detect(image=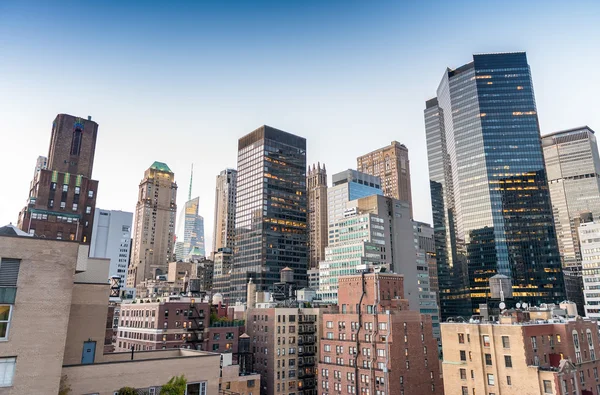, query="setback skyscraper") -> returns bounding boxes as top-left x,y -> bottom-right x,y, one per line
230,125 -> 307,301
307,162 -> 328,269
212,168 -> 237,253
542,126 -> 600,313
424,52 -> 564,320
357,141 -> 413,217
18,114 -> 99,244
127,162 -> 177,288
